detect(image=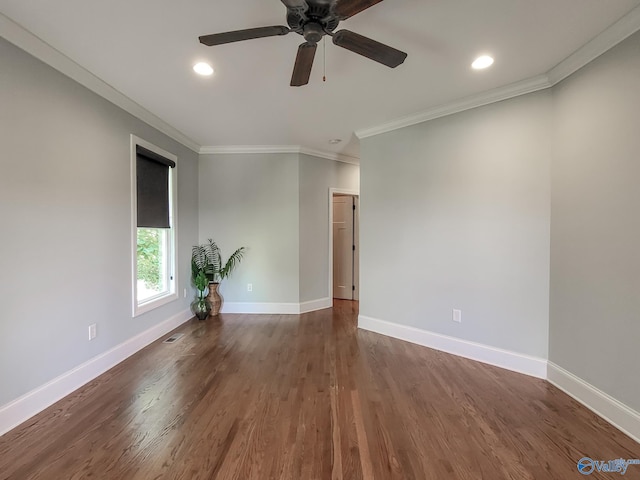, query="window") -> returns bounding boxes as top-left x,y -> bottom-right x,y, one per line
131,135 -> 178,316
